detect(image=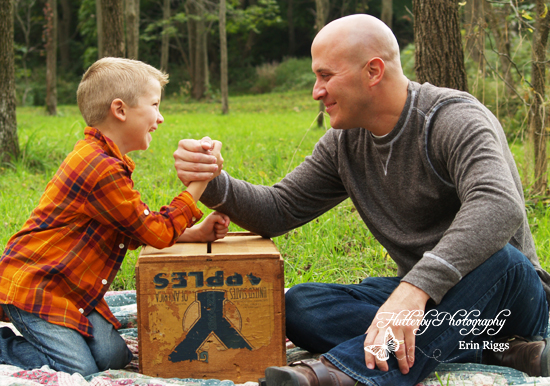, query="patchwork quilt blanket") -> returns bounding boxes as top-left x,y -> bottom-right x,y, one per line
0,291 -> 548,386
